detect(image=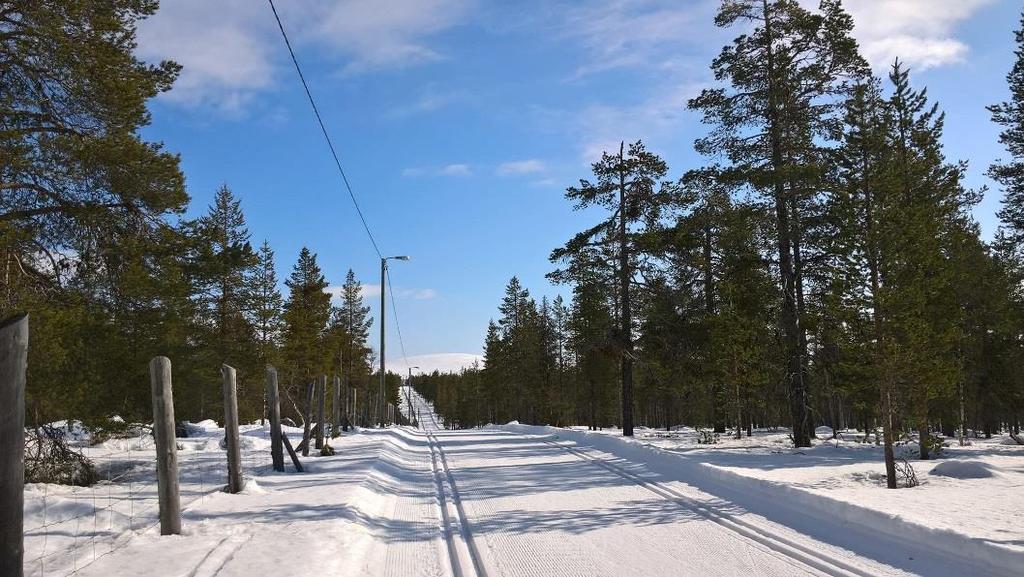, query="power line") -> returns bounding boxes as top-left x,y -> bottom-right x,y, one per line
386,268 -> 411,371
268,0 -> 414,398
266,0 -> 382,259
